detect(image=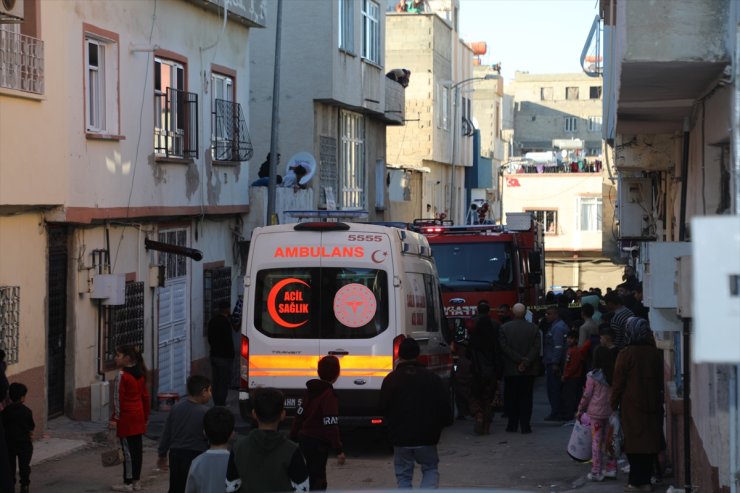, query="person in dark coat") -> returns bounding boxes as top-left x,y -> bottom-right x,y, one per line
207,301 -> 234,406
2,383 -> 35,493
499,303 -> 541,433
610,317 -> 663,492
466,302 -> 500,435
290,356 -> 346,491
379,338 -> 453,489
